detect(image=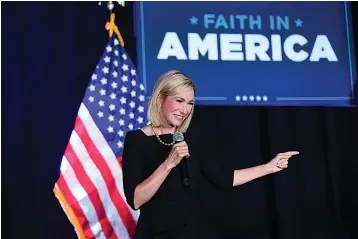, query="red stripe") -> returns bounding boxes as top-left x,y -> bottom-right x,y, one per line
65,143 -> 117,239
57,172 -> 96,238
117,156 -> 123,169
75,116 -> 137,238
